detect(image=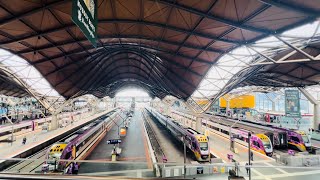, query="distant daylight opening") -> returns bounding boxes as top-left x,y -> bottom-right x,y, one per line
115,88 -> 150,97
